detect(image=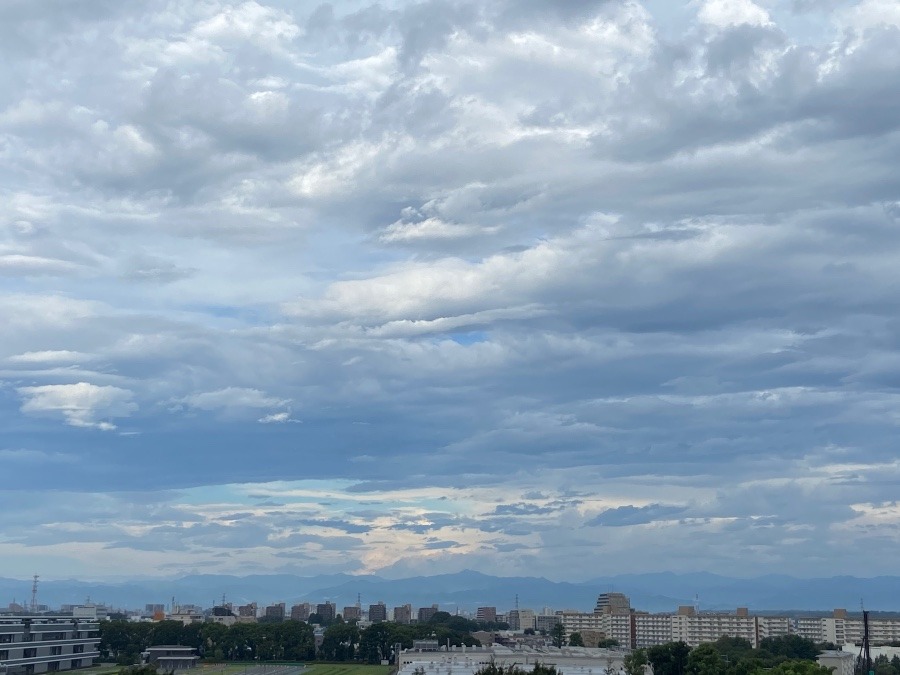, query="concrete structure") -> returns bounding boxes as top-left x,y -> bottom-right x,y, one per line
476,607 -> 497,623
536,614 -> 561,634
595,594 -> 631,615
0,616 -> 100,675
208,607 -> 236,627
69,607 -> 107,622
398,645 -> 628,675
633,613 -> 673,649
418,606 -> 439,623
290,603 -> 310,622
818,650 -> 856,675
142,646 -> 199,671
343,607 -> 361,621
369,603 -> 387,623
264,603 -> 285,620
394,605 -> 412,624
316,603 -> 336,623
795,610 -> 900,646
508,609 -> 536,632
168,611 -> 203,626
